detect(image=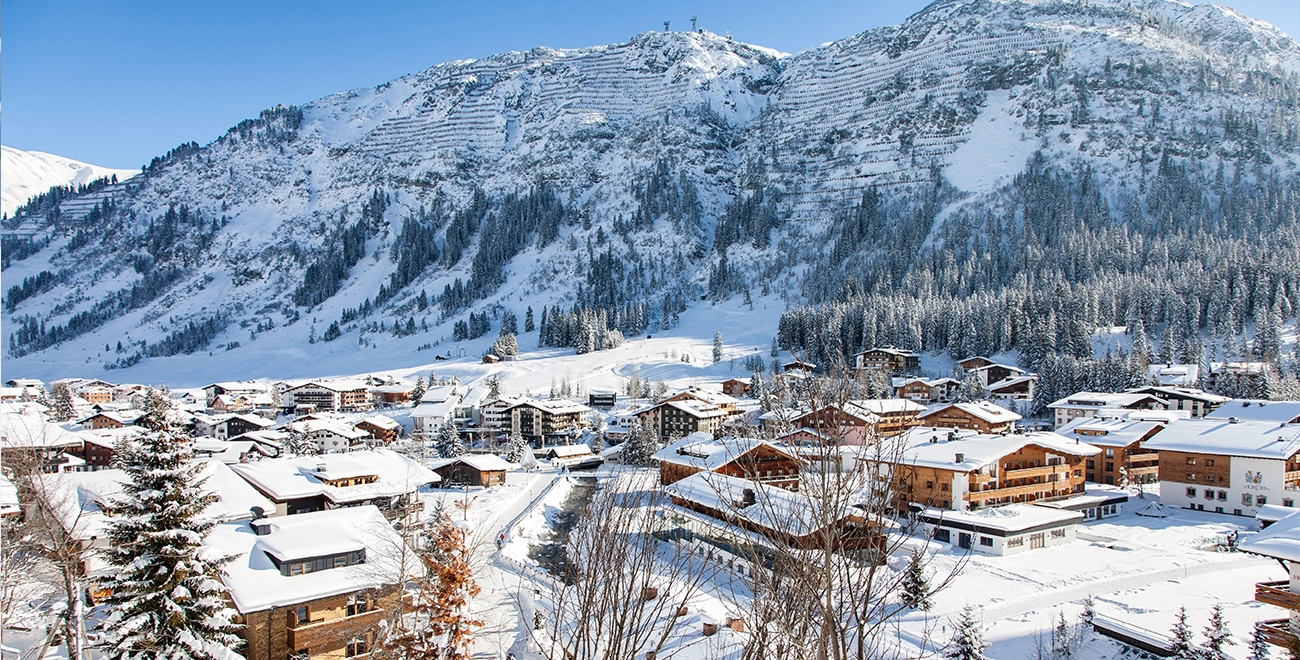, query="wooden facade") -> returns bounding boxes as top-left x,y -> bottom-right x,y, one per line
434,459 -> 507,487
1156,450 -> 1233,488
666,494 -> 885,553
919,406 -> 1016,434
658,443 -> 802,488
966,443 -> 1089,508
235,587 -> 398,660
